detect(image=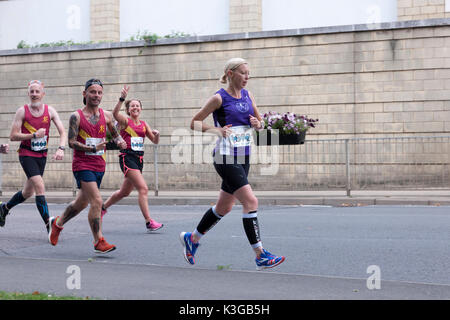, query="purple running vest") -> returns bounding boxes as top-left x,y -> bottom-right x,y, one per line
213,88 -> 255,156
